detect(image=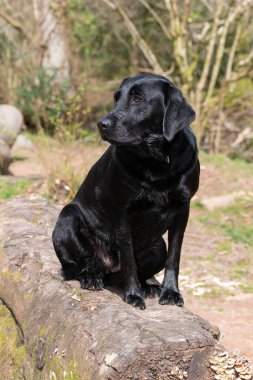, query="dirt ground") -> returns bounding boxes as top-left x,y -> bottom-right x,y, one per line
8,136 -> 253,362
